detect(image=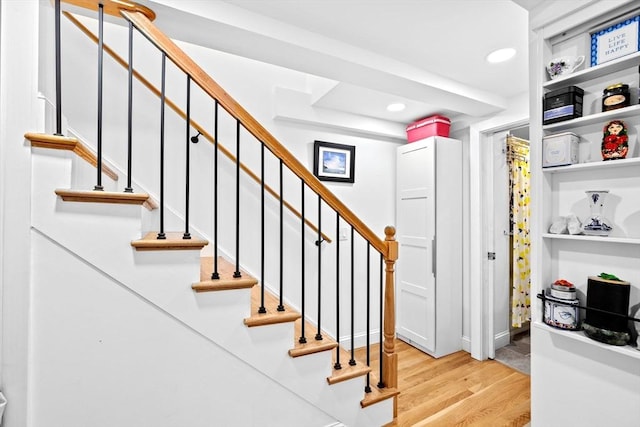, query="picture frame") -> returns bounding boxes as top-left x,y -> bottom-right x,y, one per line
313,141 -> 355,183
590,14 -> 639,66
